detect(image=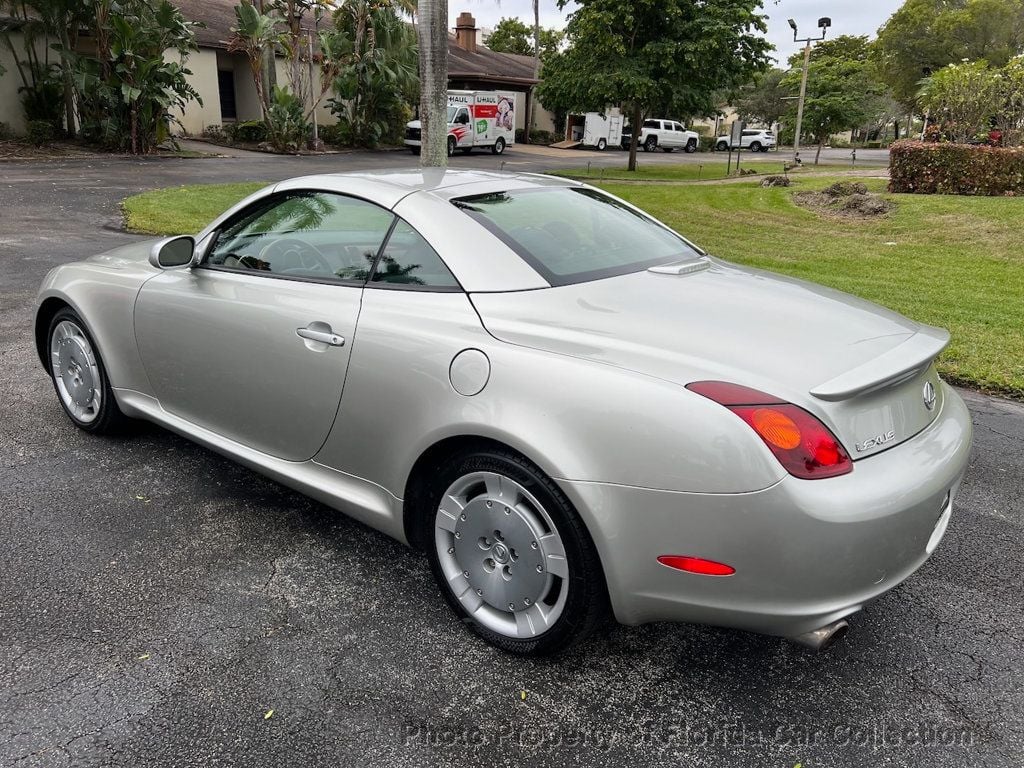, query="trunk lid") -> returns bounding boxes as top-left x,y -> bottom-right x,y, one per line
471,260 -> 947,460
